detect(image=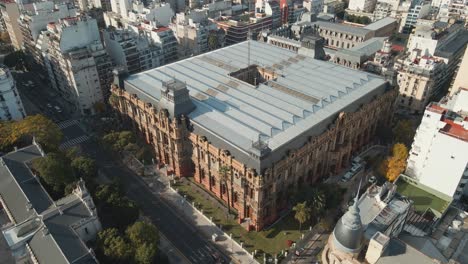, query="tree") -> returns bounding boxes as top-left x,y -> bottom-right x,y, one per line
102,131 -> 136,153
32,153 -> 75,196
219,165 -> 232,215
126,221 -> 159,247
0,115 -> 63,152
109,94 -> 120,108
71,156 -> 97,180
393,119 -> 415,146
208,31 -> 218,50
95,184 -> 140,229
135,242 -> 158,264
380,143 -> 408,182
126,221 -> 159,264
293,201 -> 311,232
97,228 -> 132,264
309,188 -> 326,220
